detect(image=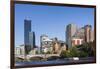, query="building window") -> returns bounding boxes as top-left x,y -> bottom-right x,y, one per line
72,40 -> 75,46
77,40 -> 80,45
